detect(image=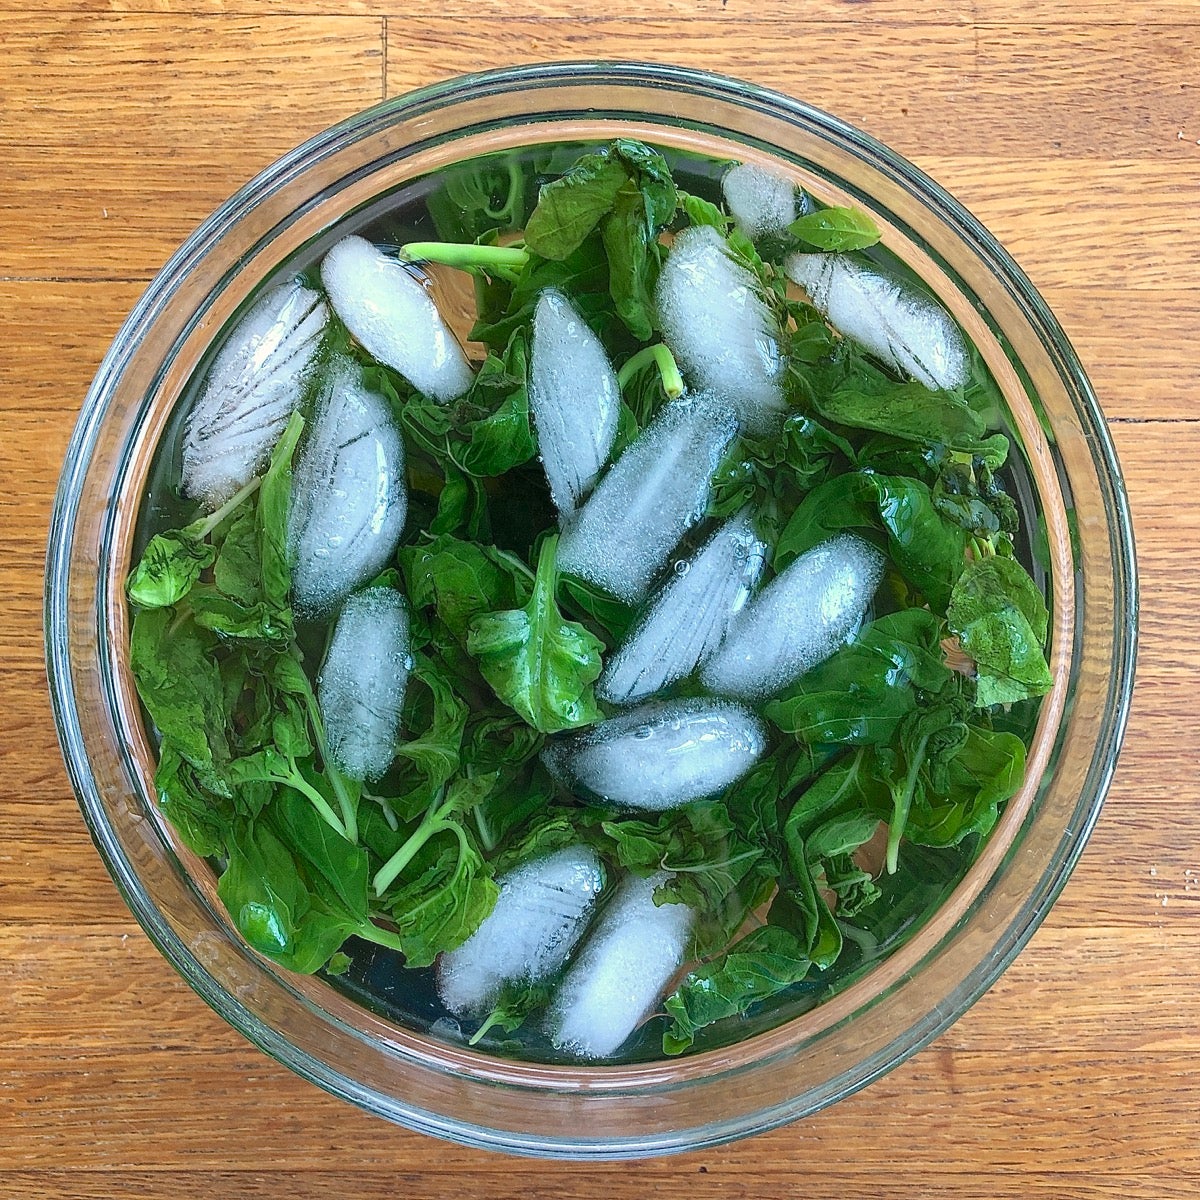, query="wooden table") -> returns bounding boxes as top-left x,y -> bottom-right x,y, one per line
4,3 -> 1196,1196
